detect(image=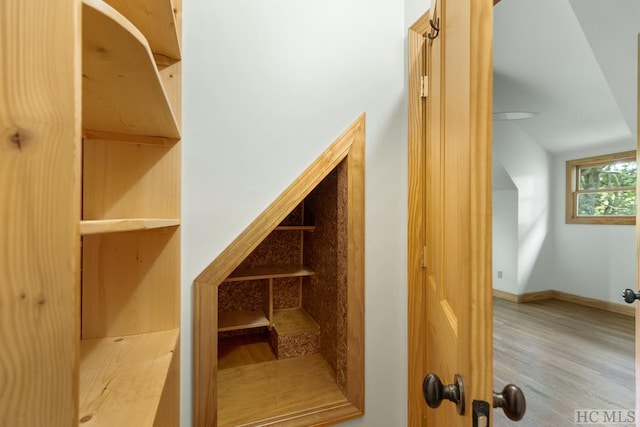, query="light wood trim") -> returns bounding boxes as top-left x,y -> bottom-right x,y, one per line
78,329 -> 179,426
553,291 -> 635,317
104,0 -> 181,60
565,150 -> 636,225
468,0 -> 495,410
196,114 -> 364,285
80,218 -> 180,235
218,310 -> 270,332
236,402 -> 362,427
276,225 -> 317,231
345,110 -> 366,412
0,0 -> 81,424
82,0 -> 180,139
225,265 -> 315,282
194,116 -> 366,426
194,281 -> 218,427
492,289 -> 518,303
519,290 -> 554,303
493,289 -> 635,316
493,289 -> 553,303
407,12 -> 428,427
